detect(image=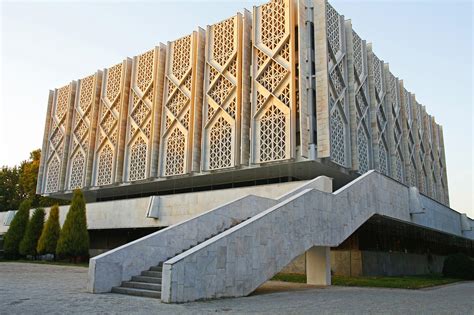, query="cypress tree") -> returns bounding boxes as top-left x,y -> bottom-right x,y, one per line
19,208 -> 45,258
37,205 -> 61,257
3,199 -> 31,259
56,190 -> 89,260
